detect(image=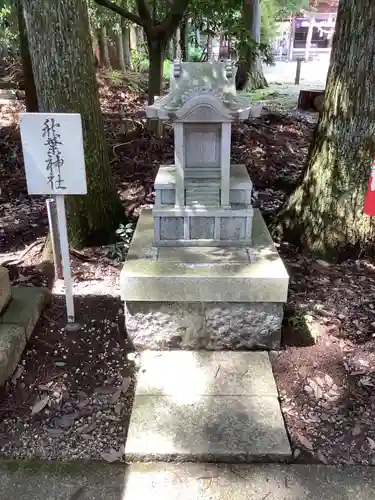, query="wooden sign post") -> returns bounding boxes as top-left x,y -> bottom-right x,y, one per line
20,113 -> 87,326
